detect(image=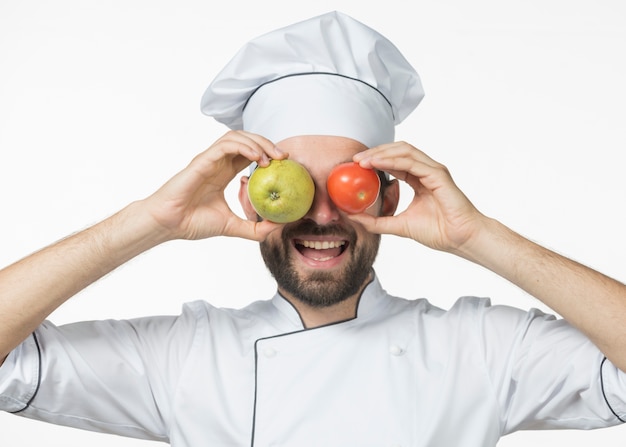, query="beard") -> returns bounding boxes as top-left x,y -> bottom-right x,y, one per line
260,220 -> 380,308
